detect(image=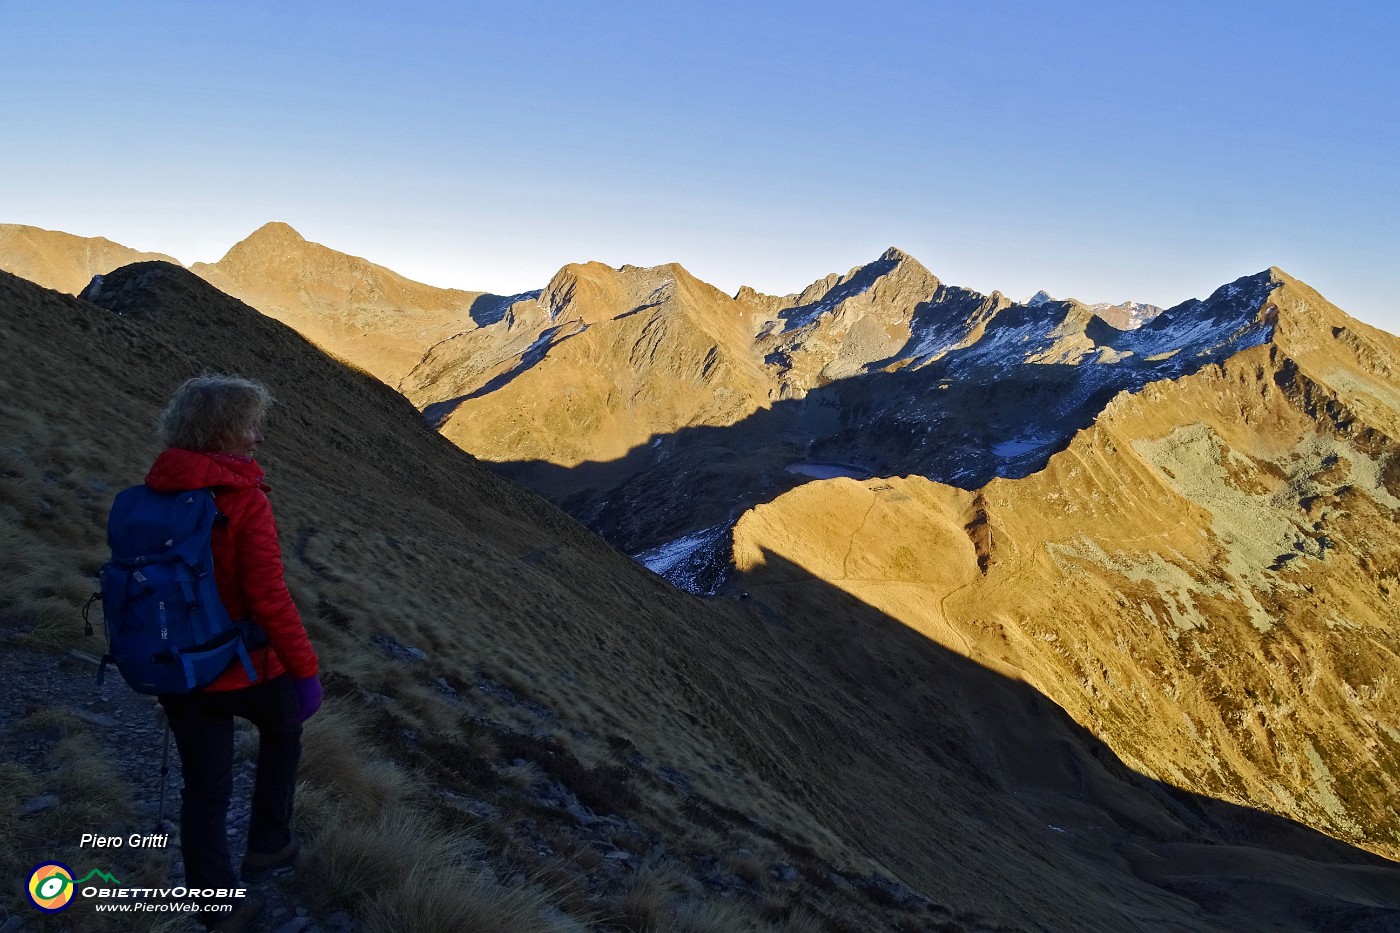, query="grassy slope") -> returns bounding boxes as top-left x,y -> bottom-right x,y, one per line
3,263 -> 1396,931
189,222 -> 485,389
0,224 -> 180,294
